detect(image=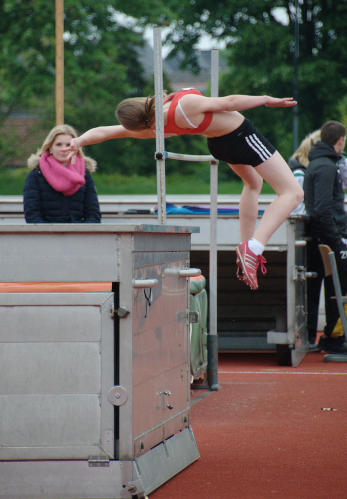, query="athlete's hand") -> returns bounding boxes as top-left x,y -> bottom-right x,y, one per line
265,96 -> 297,108
67,138 -> 80,164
